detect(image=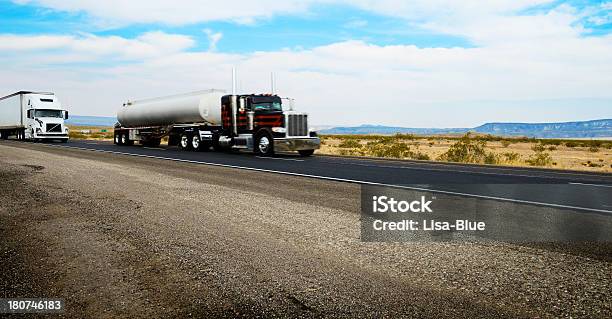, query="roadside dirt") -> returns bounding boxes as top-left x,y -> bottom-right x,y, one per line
1,142 -> 610,318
